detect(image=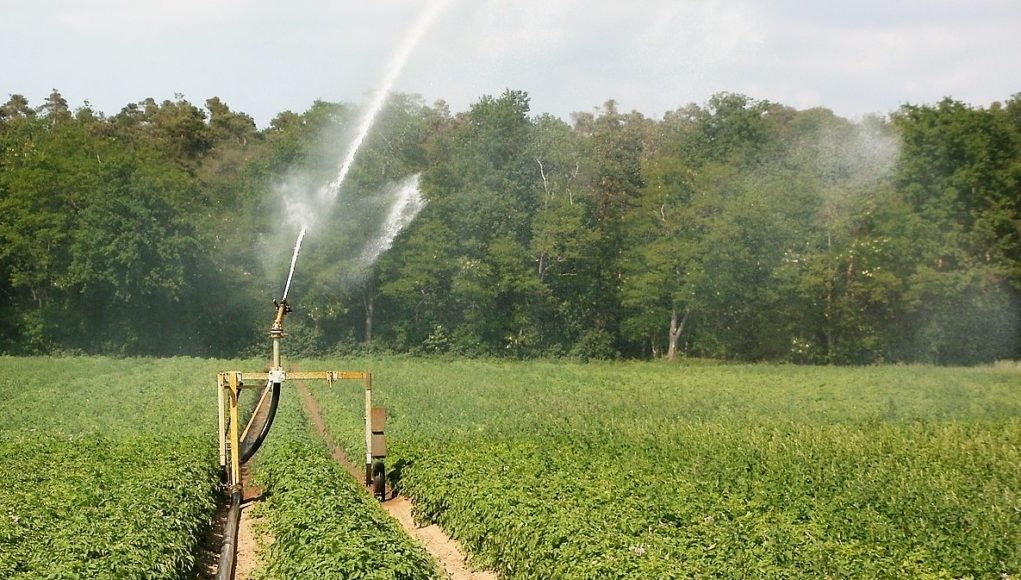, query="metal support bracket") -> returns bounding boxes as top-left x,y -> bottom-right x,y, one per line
216,369 -> 381,495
